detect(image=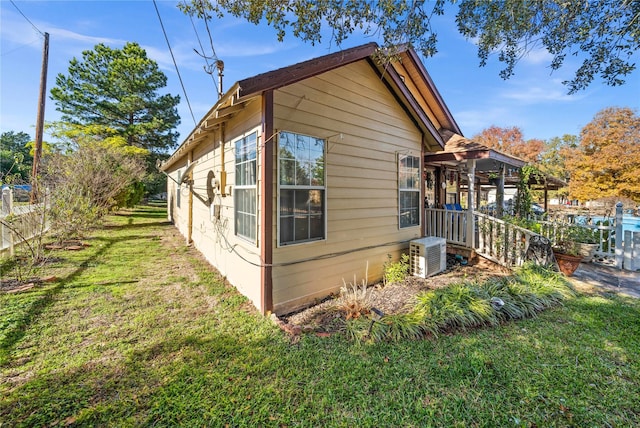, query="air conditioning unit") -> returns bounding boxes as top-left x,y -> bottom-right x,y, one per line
410,237 -> 447,278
